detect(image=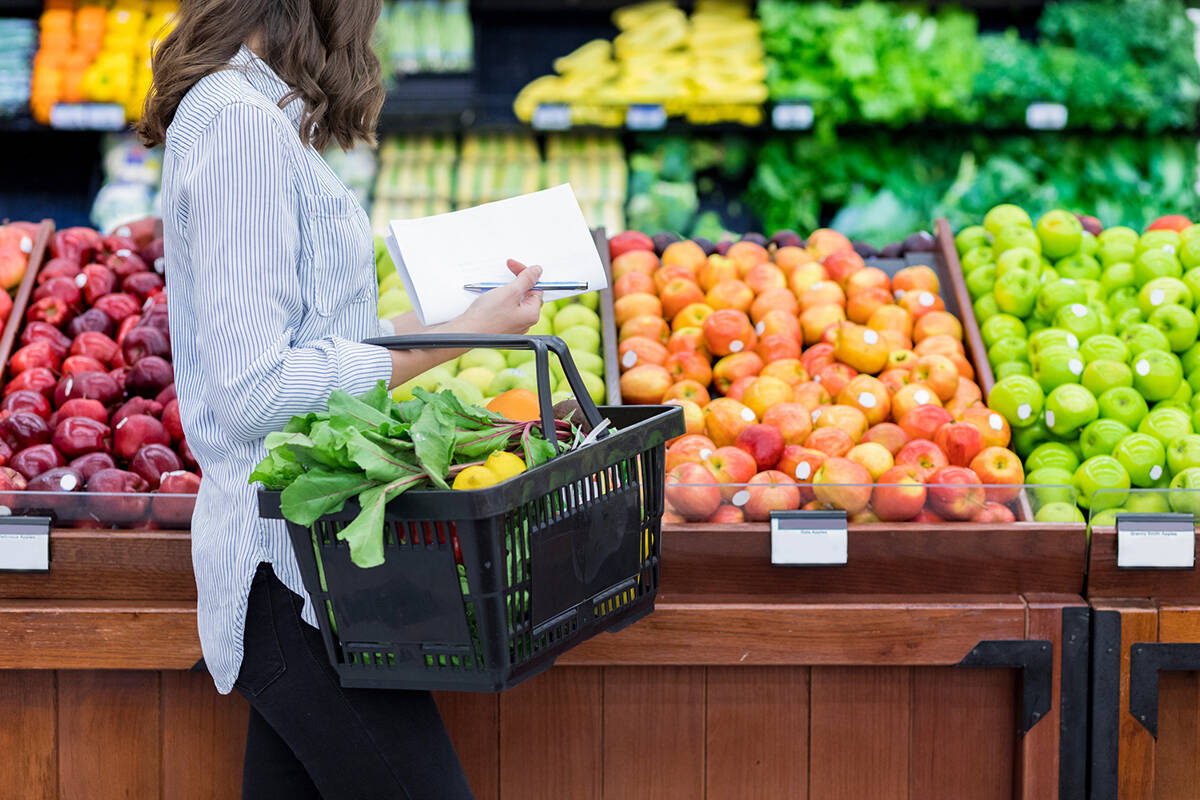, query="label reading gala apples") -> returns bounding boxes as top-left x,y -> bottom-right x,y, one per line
0,517 -> 51,573
1117,513 -> 1195,569
770,510 -> 848,566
